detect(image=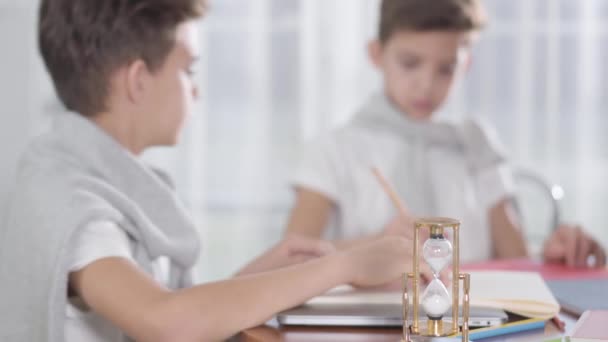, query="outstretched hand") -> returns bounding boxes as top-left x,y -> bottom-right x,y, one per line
543,224 -> 606,268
